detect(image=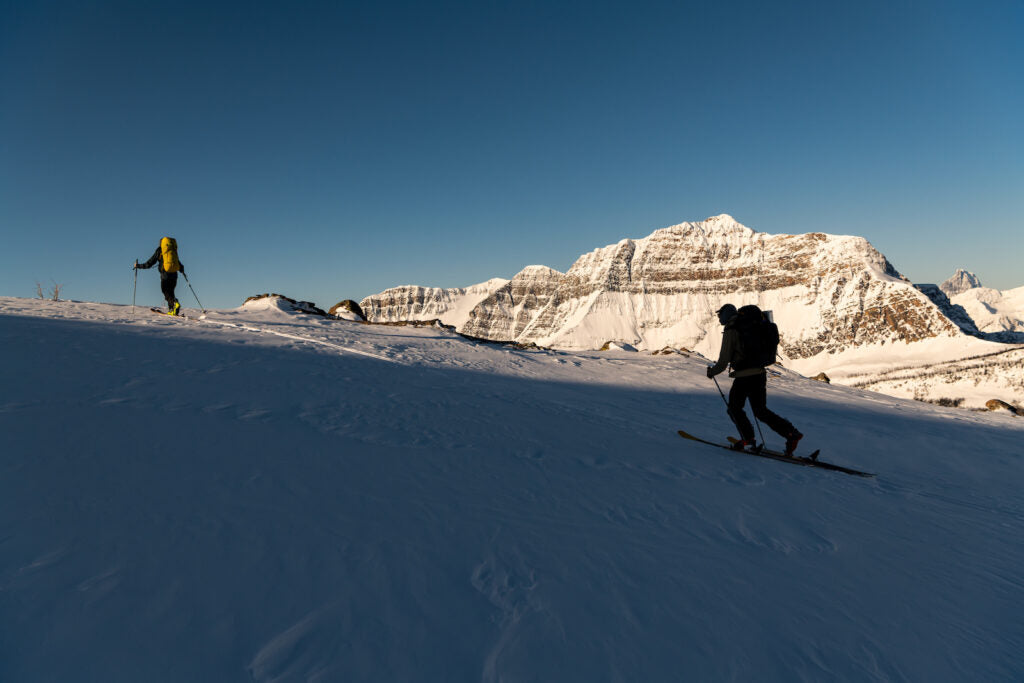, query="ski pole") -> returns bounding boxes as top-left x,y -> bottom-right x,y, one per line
182,271 -> 205,313
711,374 -> 739,431
751,413 -> 767,449
131,263 -> 138,319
